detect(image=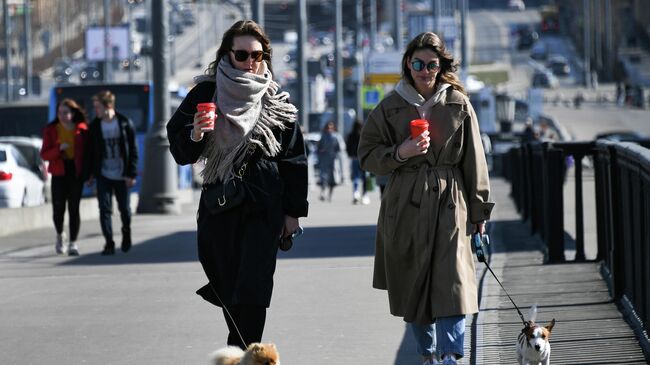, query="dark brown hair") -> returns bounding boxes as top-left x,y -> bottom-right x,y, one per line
206,20 -> 273,76
57,98 -> 87,124
401,32 -> 466,95
92,90 -> 116,108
